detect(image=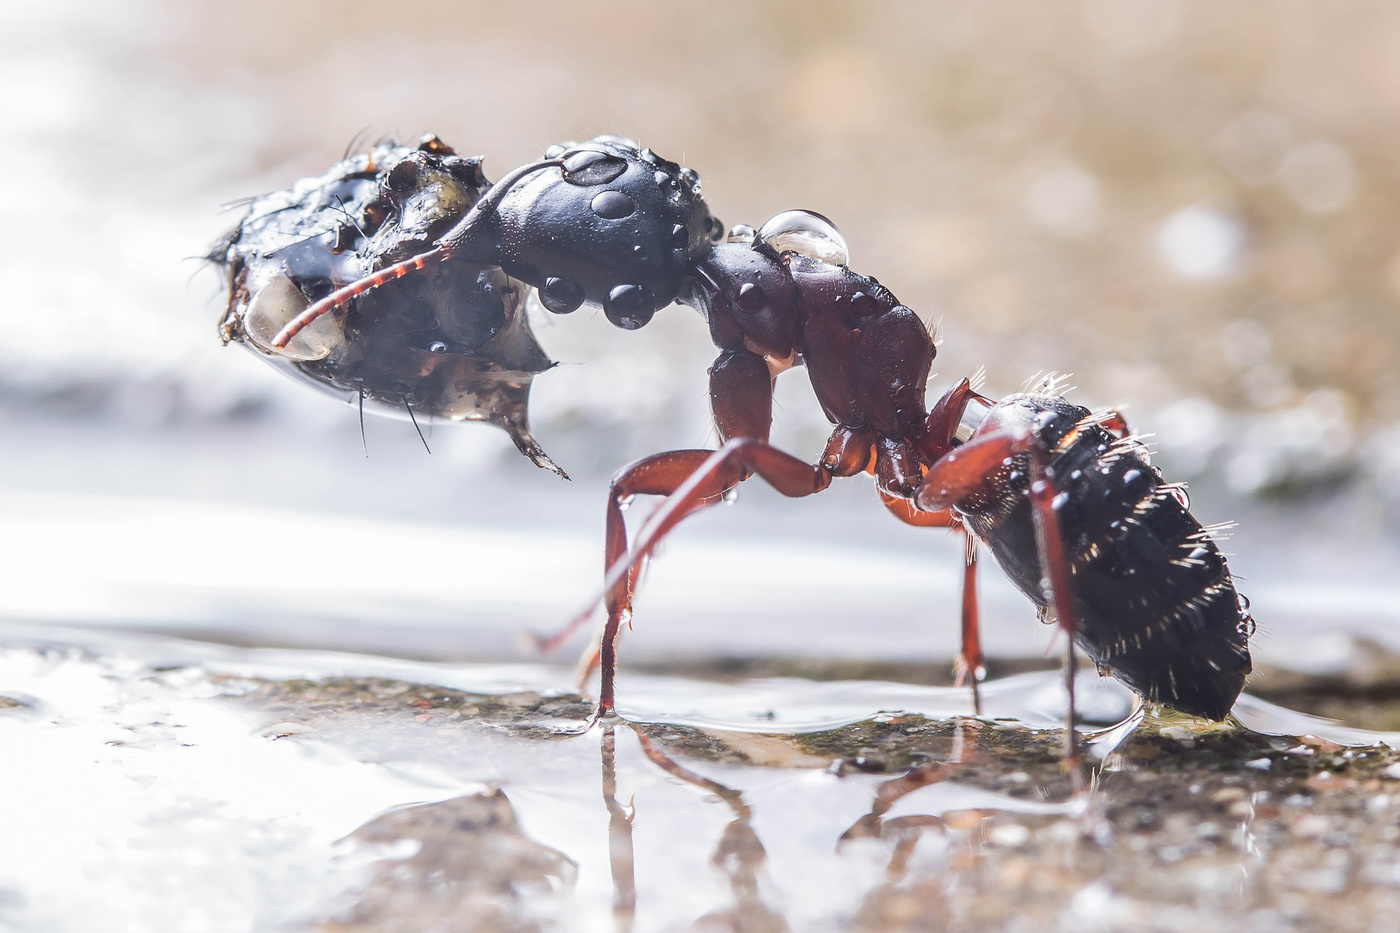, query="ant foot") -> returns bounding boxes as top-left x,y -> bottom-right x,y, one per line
551,703 -> 621,736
